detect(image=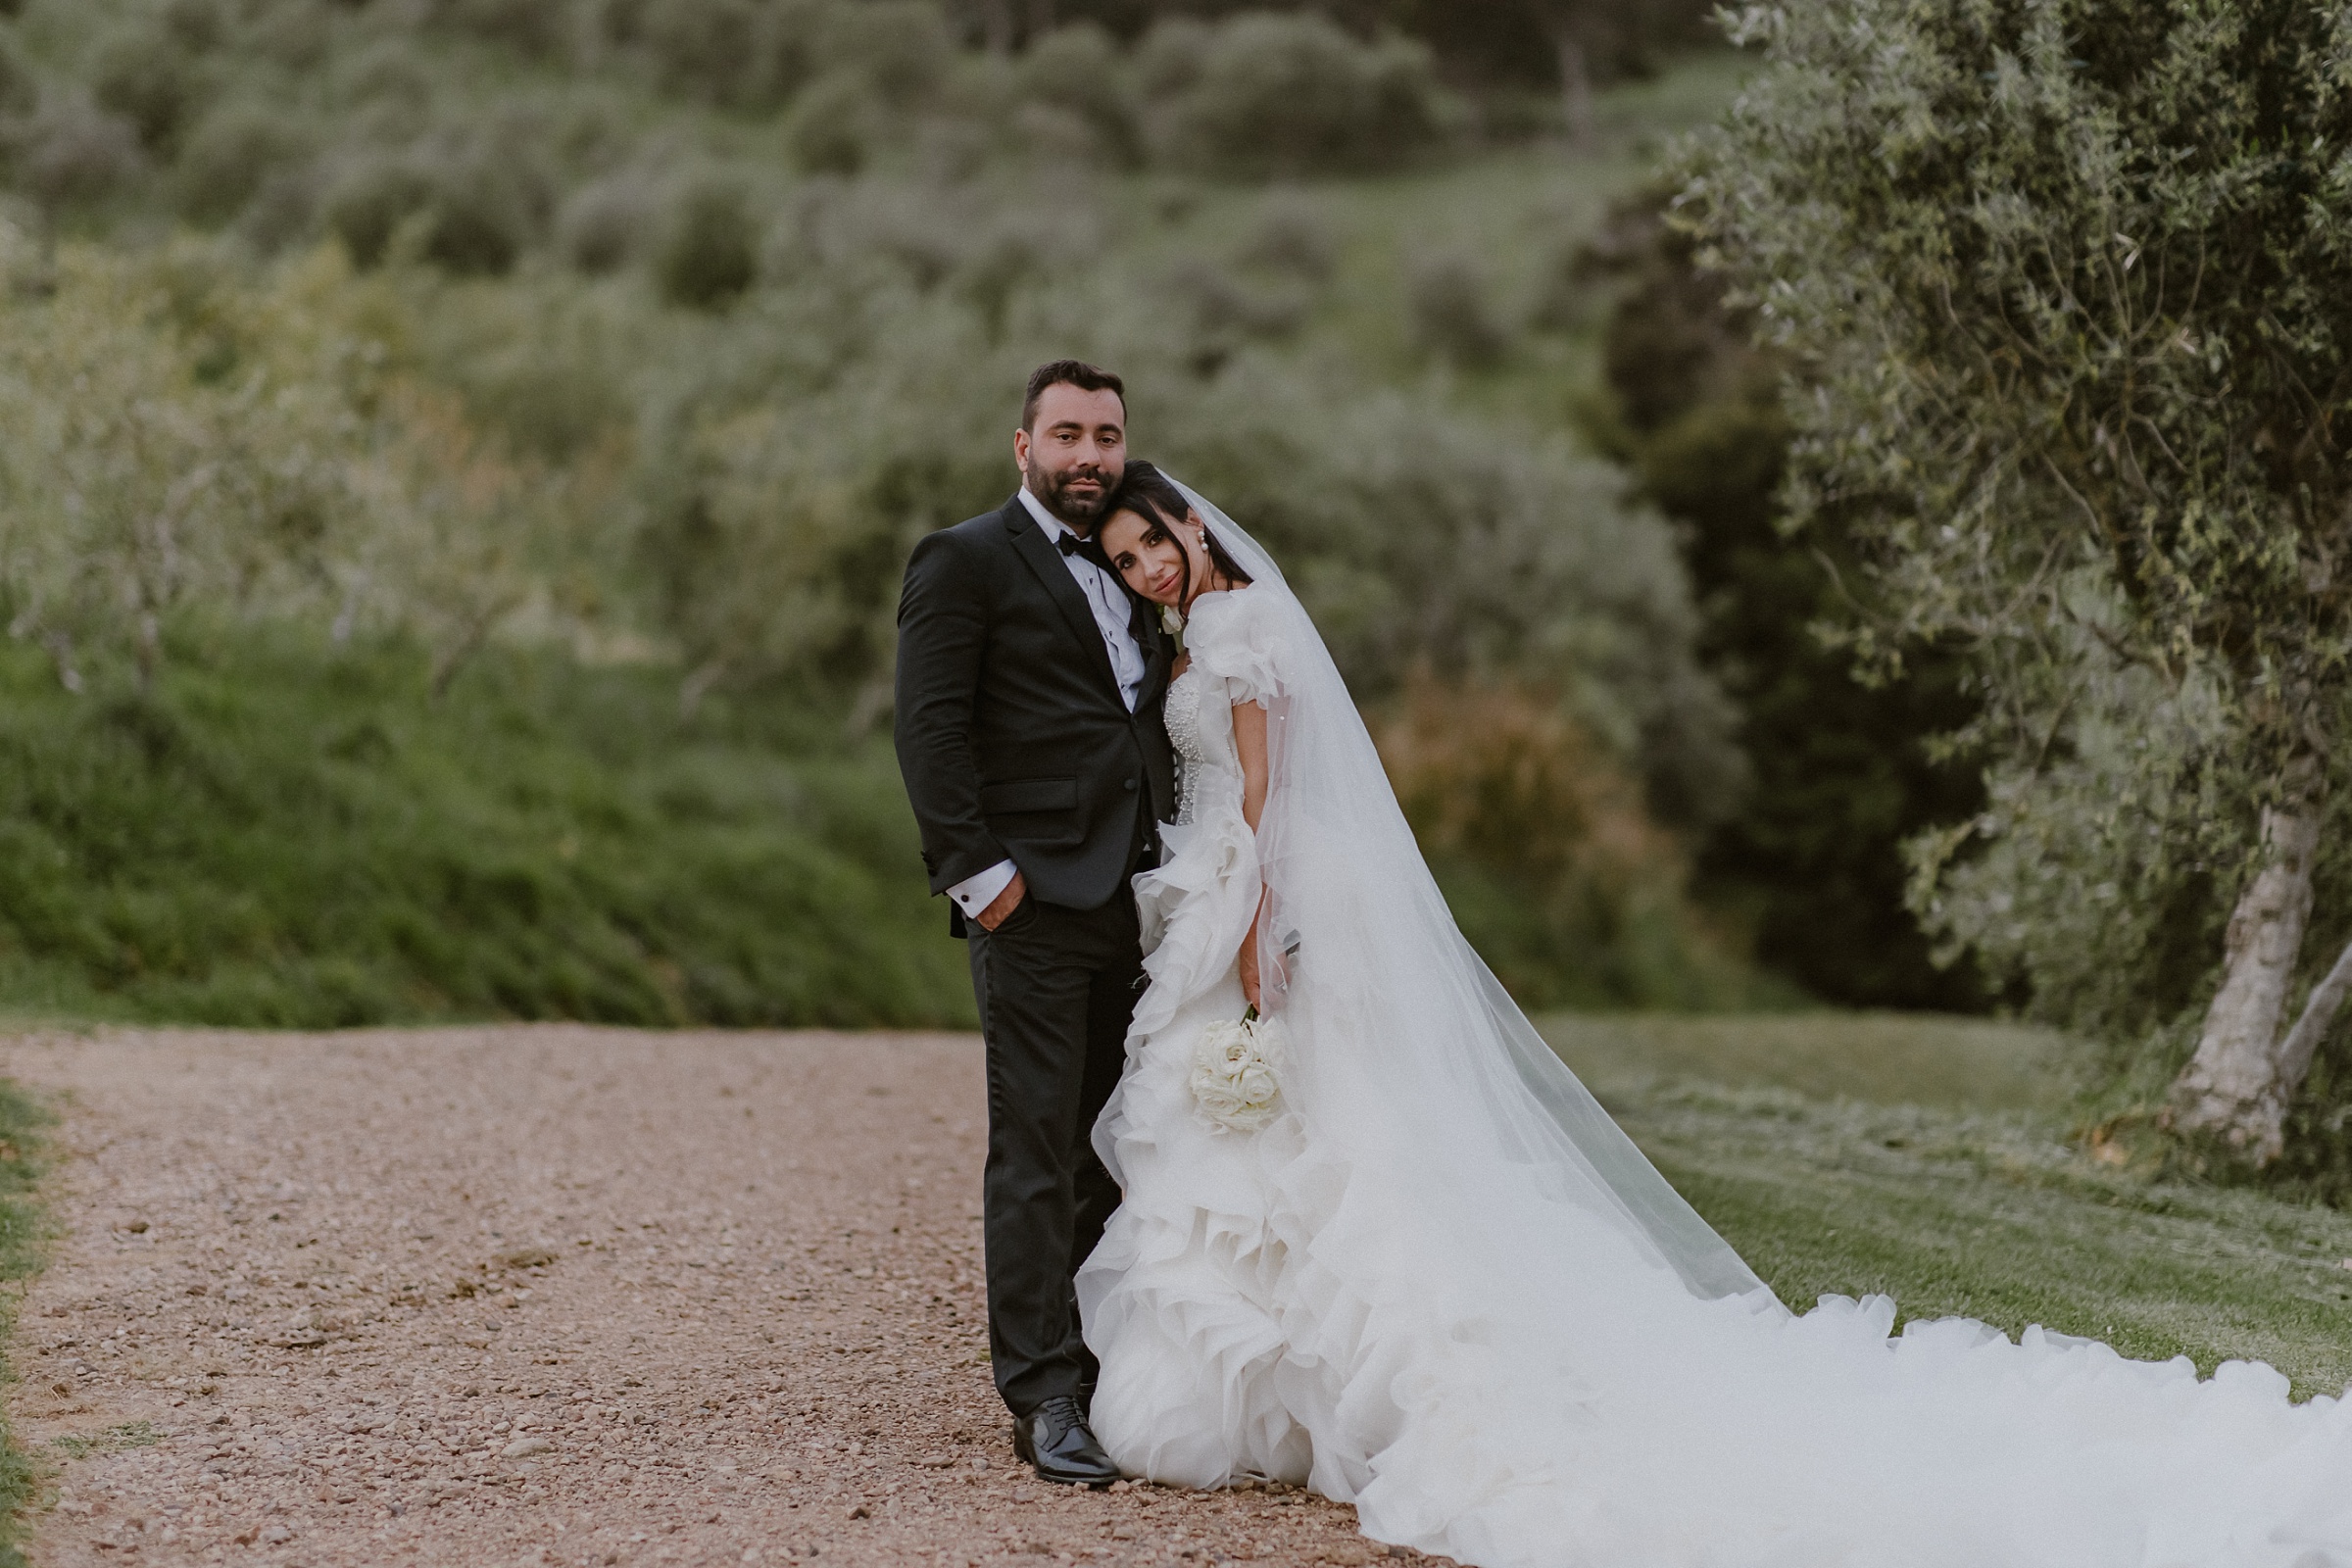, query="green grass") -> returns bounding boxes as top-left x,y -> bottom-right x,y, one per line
0,1082 -> 56,1568
1547,1011 -> 2352,1397
0,627 -> 974,1031
1543,1009 -> 2080,1110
